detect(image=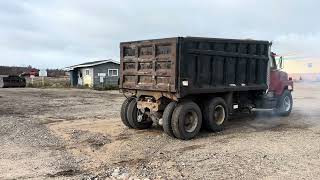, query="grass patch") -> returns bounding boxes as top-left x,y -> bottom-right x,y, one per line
26,77 -> 70,88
